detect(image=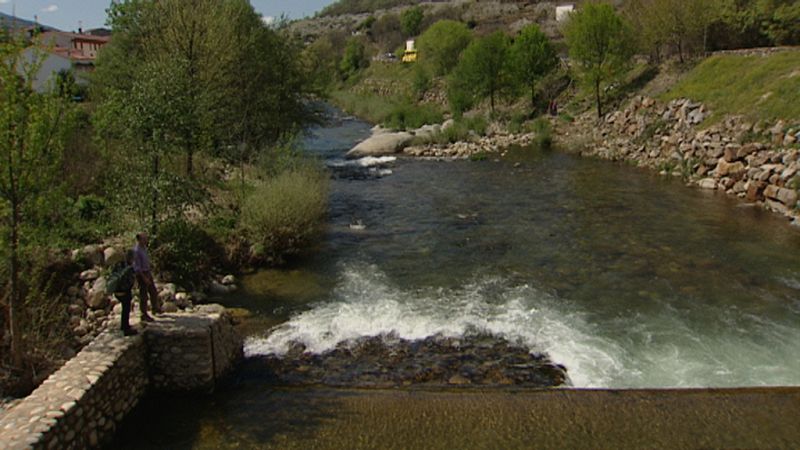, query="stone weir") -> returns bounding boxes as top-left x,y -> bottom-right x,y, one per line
0,304 -> 242,450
